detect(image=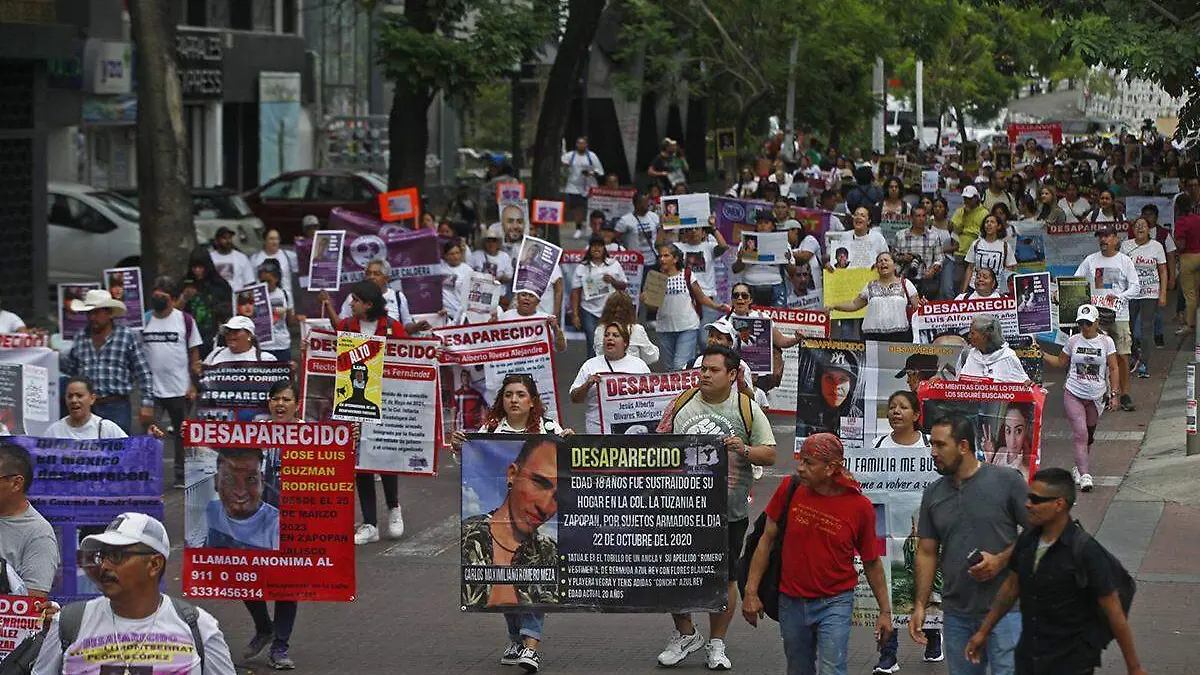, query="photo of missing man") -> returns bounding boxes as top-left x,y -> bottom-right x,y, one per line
461,436 -> 561,608
186,448 -> 281,550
